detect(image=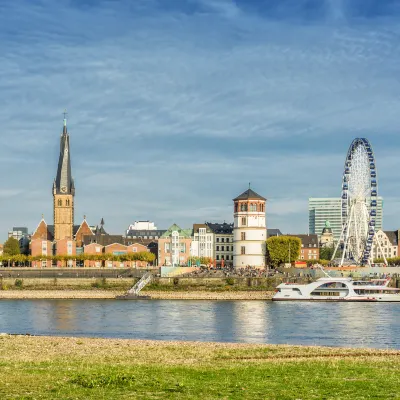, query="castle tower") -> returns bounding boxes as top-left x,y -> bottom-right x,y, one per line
53,114 -> 75,241
233,186 -> 266,268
